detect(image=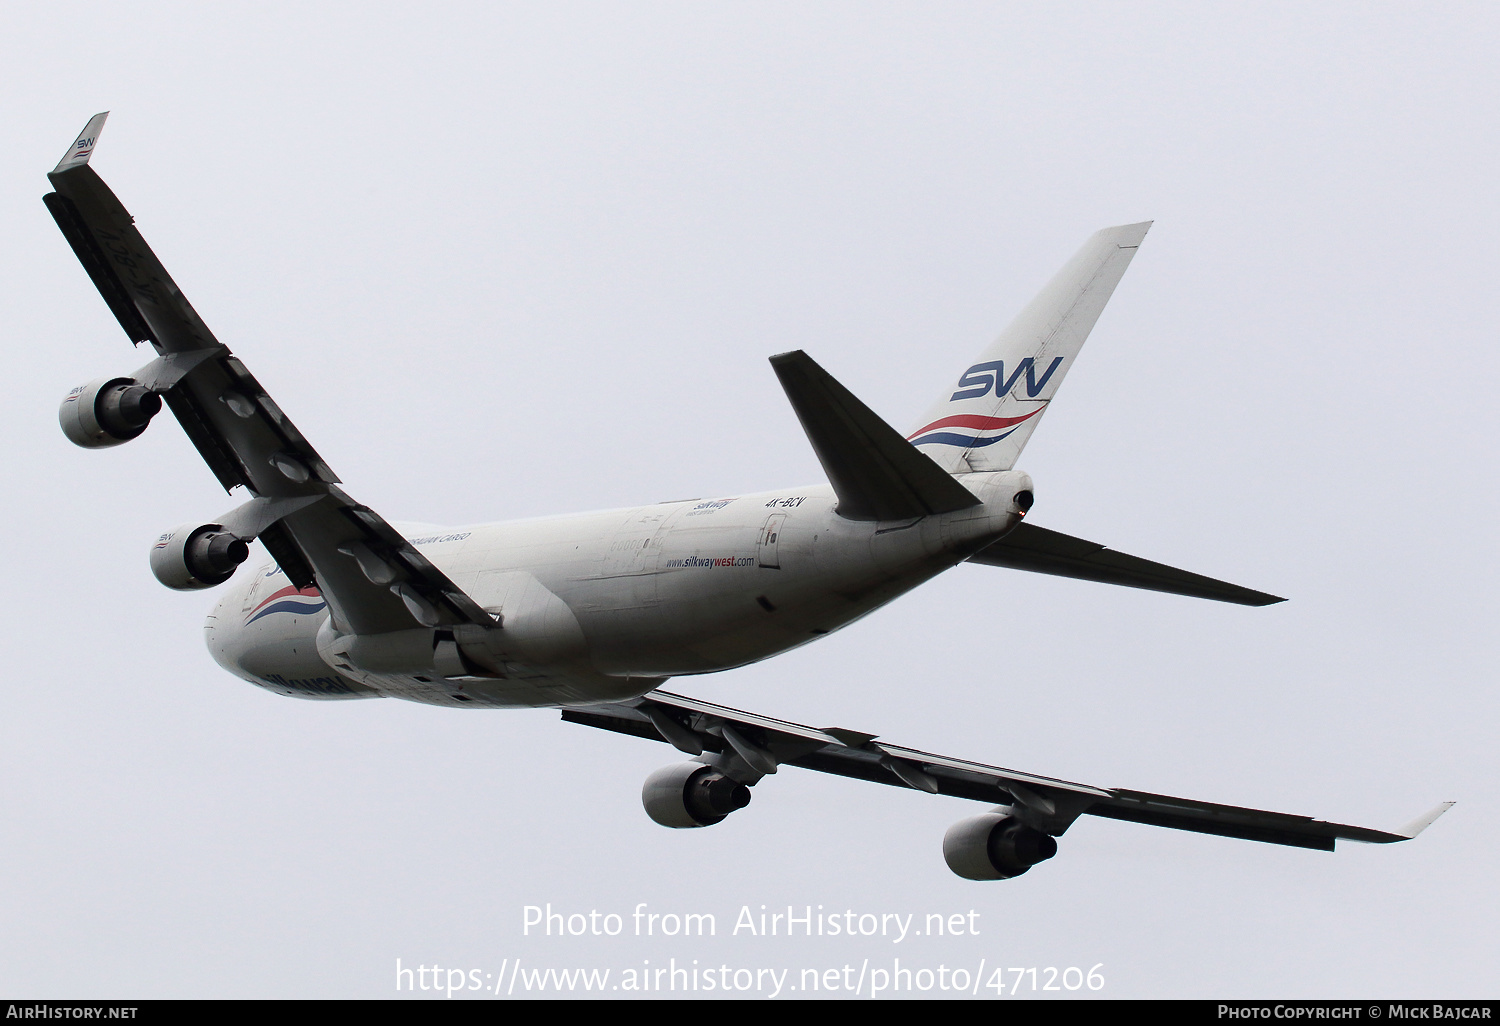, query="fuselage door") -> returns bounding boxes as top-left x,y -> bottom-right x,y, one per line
758,514 -> 787,569
240,563 -> 277,616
